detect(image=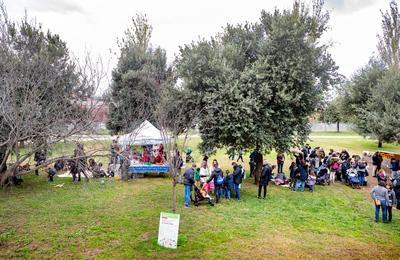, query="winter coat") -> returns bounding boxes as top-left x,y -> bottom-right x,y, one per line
316,149 -> 325,162
308,175 -> 316,186
232,165 -> 243,184
275,173 -> 287,181
394,176 -> 400,195
388,189 -> 396,206
309,158 -> 317,174
339,151 -> 350,160
183,168 -> 195,186
341,160 -> 350,170
328,157 -> 340,172
289,167 -> 297,178
207,168 -> 223,185
48,168 -> 57,176
224,174 -> 234,190
372,152 -> 380,165
295,164 -> 309,181
390,160 -> 399,172
259,164 -> 271,186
